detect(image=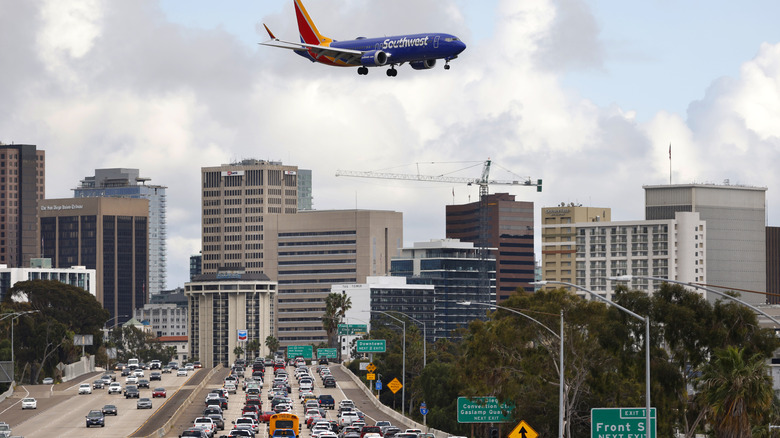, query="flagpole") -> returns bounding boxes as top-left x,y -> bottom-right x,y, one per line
668,143 -> 672,185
